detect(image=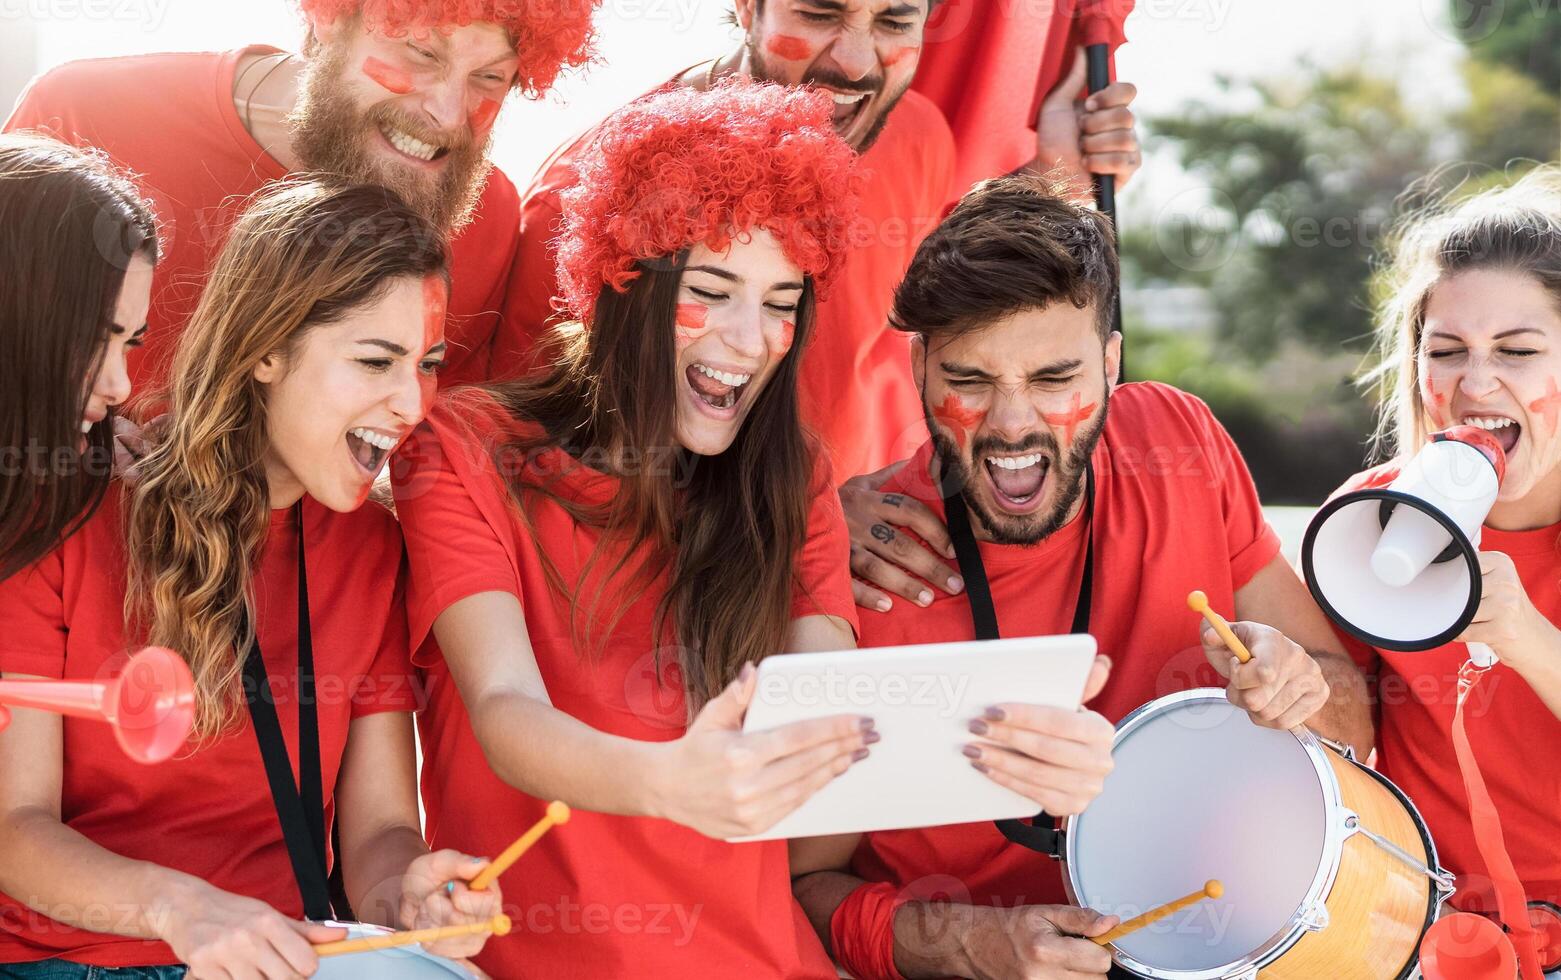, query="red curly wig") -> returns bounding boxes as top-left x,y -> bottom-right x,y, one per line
297,0 -> 598,97
555,77 -> 864,324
